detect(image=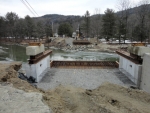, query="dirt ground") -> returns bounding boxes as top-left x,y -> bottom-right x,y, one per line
0,62 -> 40,92
1,62 -> 150,113
44,83 -> 150,113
